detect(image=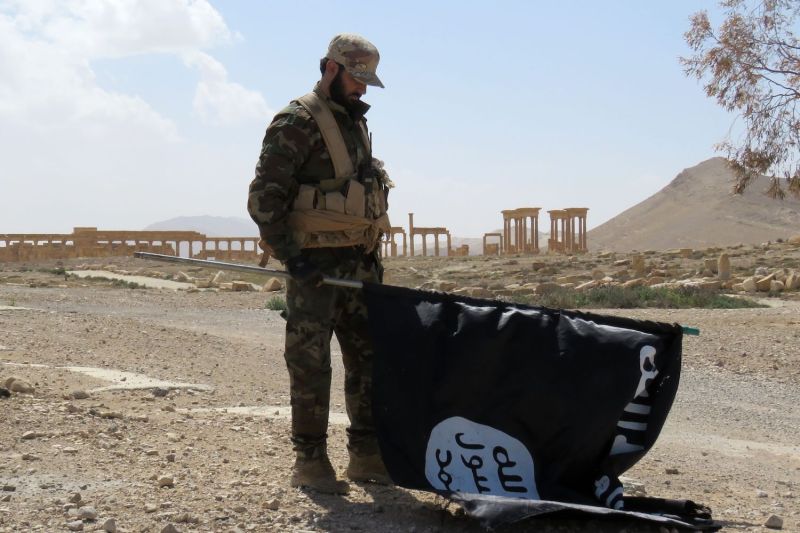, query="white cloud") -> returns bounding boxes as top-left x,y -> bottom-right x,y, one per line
184,51 -> 272,125
3,0 -> 231,58
0,1 -> 270,233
